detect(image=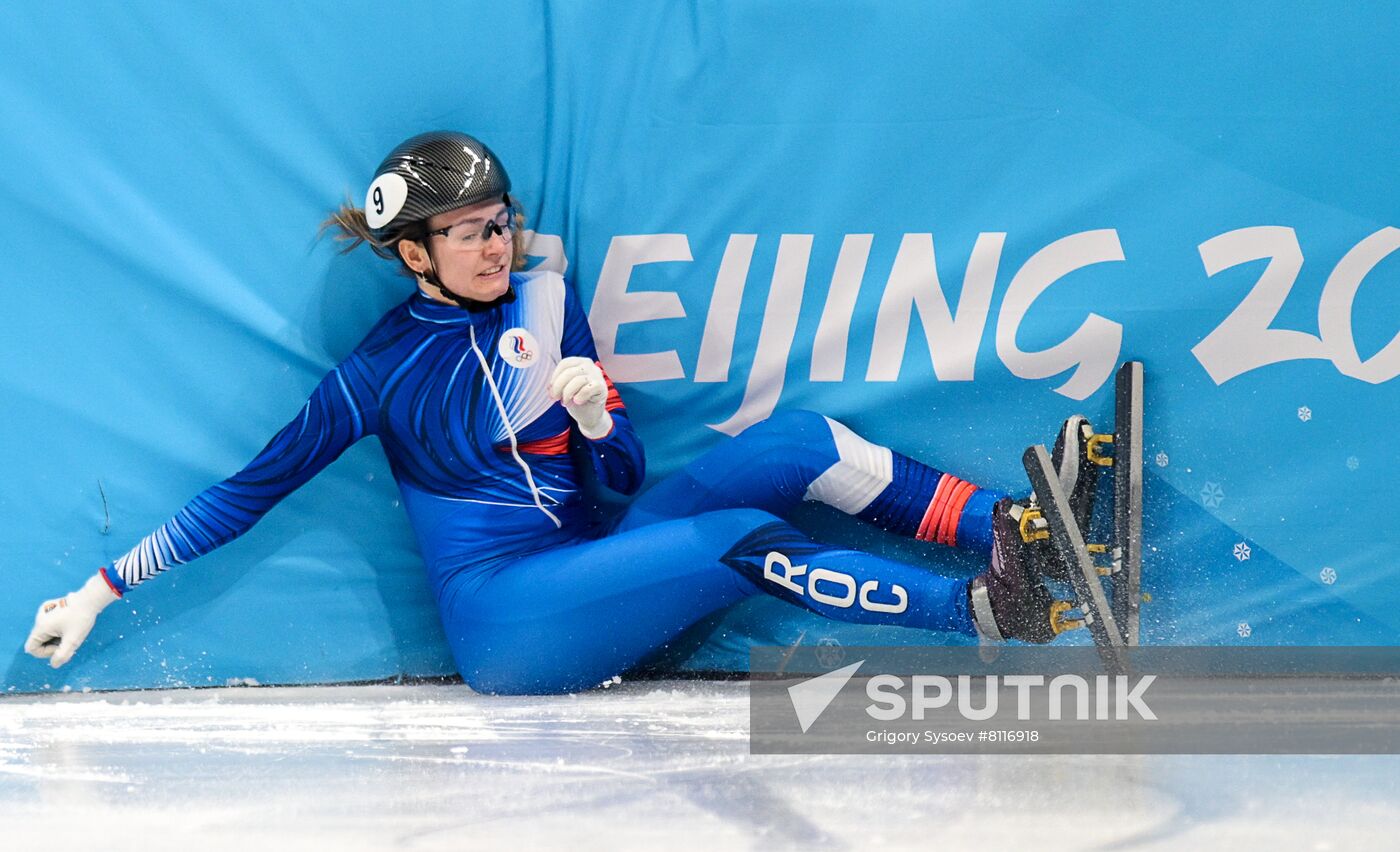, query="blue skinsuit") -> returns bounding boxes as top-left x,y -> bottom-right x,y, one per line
107,270 -> 987,694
